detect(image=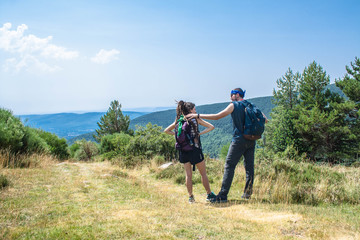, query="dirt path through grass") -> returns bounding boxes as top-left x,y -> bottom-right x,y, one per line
1,161 -> 358,239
